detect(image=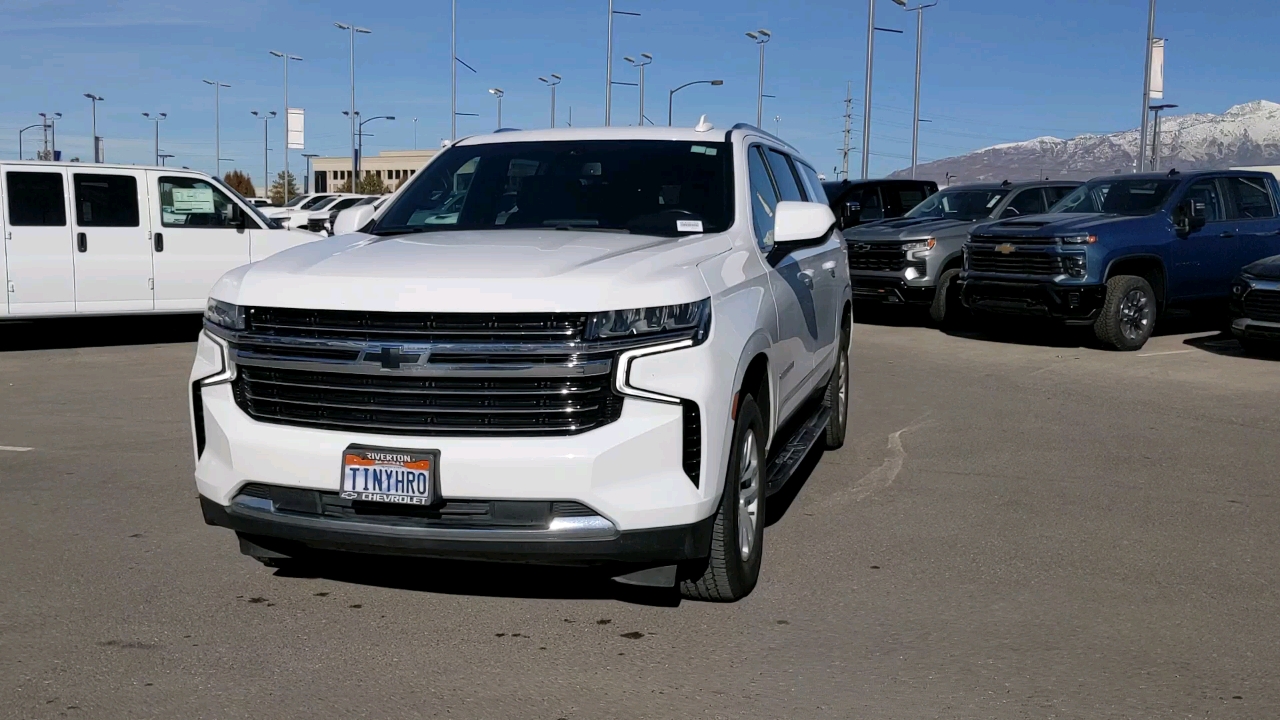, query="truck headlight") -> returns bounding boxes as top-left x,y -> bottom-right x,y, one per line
1061,234 -> 1098,244
1064,255 -> 1087,278
586,299 -> 711,345
205,299 -> 245,332
903,237 -> 936,258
